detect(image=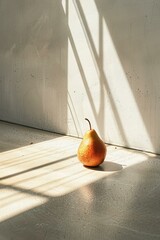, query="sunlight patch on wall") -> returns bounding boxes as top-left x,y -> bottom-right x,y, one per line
74,0 -> 100,56
62,0 -> 155,152
66,0 -> 102,135
102,18 -> 154,150
65,1 -> 105,138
